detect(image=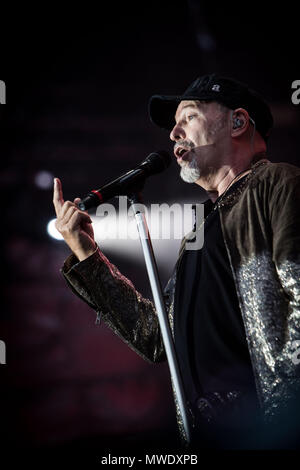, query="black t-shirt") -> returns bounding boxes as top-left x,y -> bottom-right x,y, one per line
174,176 -> 258,415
